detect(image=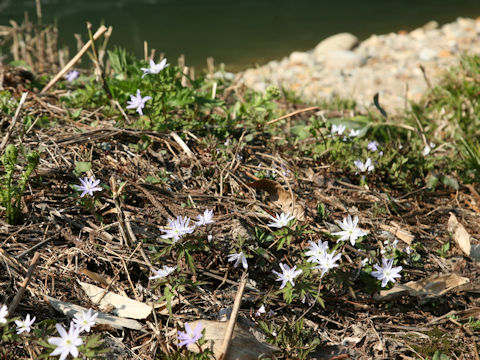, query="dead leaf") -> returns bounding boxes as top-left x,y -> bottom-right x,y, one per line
455,307 -> 480,320
379,221 -> 414,245
447,213 -> 471,256
46,296 -> 143,331
186,320 -> 279,359
78,281 -> 152,319
79,268 -> 110,287
247,179 -> 305,220
375,273 -> 470,301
